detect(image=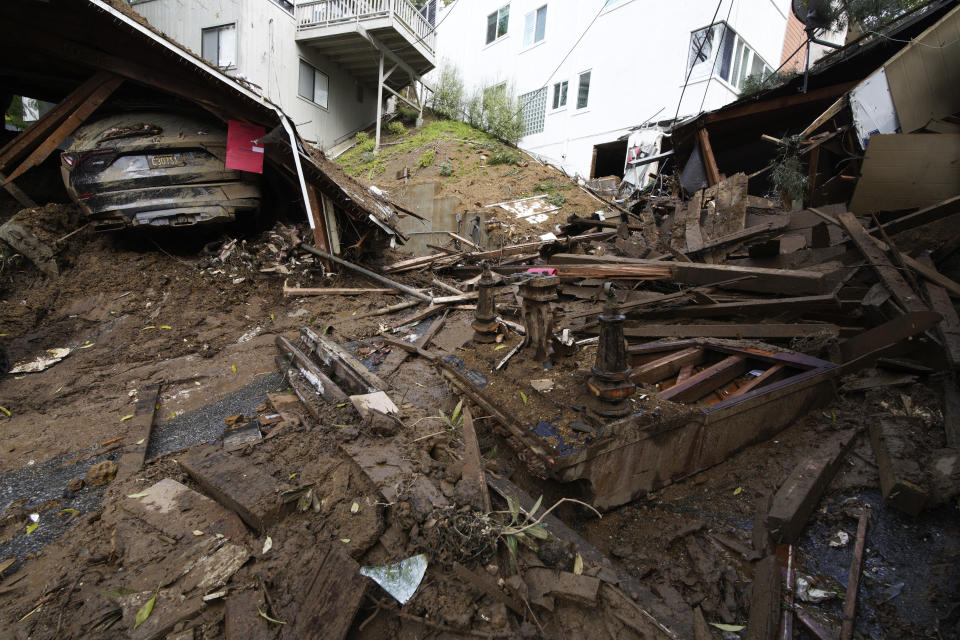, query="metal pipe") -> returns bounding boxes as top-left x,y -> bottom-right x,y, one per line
299,243 -> 434,303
